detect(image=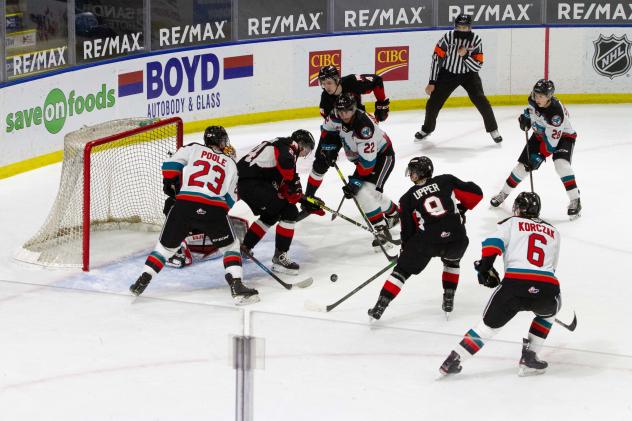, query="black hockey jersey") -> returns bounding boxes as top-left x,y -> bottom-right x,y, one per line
319,74 -> 386,118
399,174 -> 483,245
237,137 -> 298,186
